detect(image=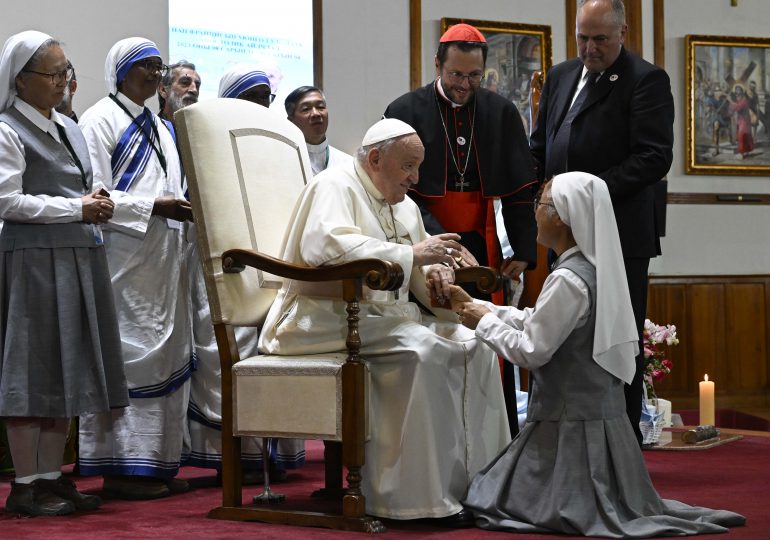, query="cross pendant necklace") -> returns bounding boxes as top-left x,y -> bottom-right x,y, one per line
435,85 -> 476,192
